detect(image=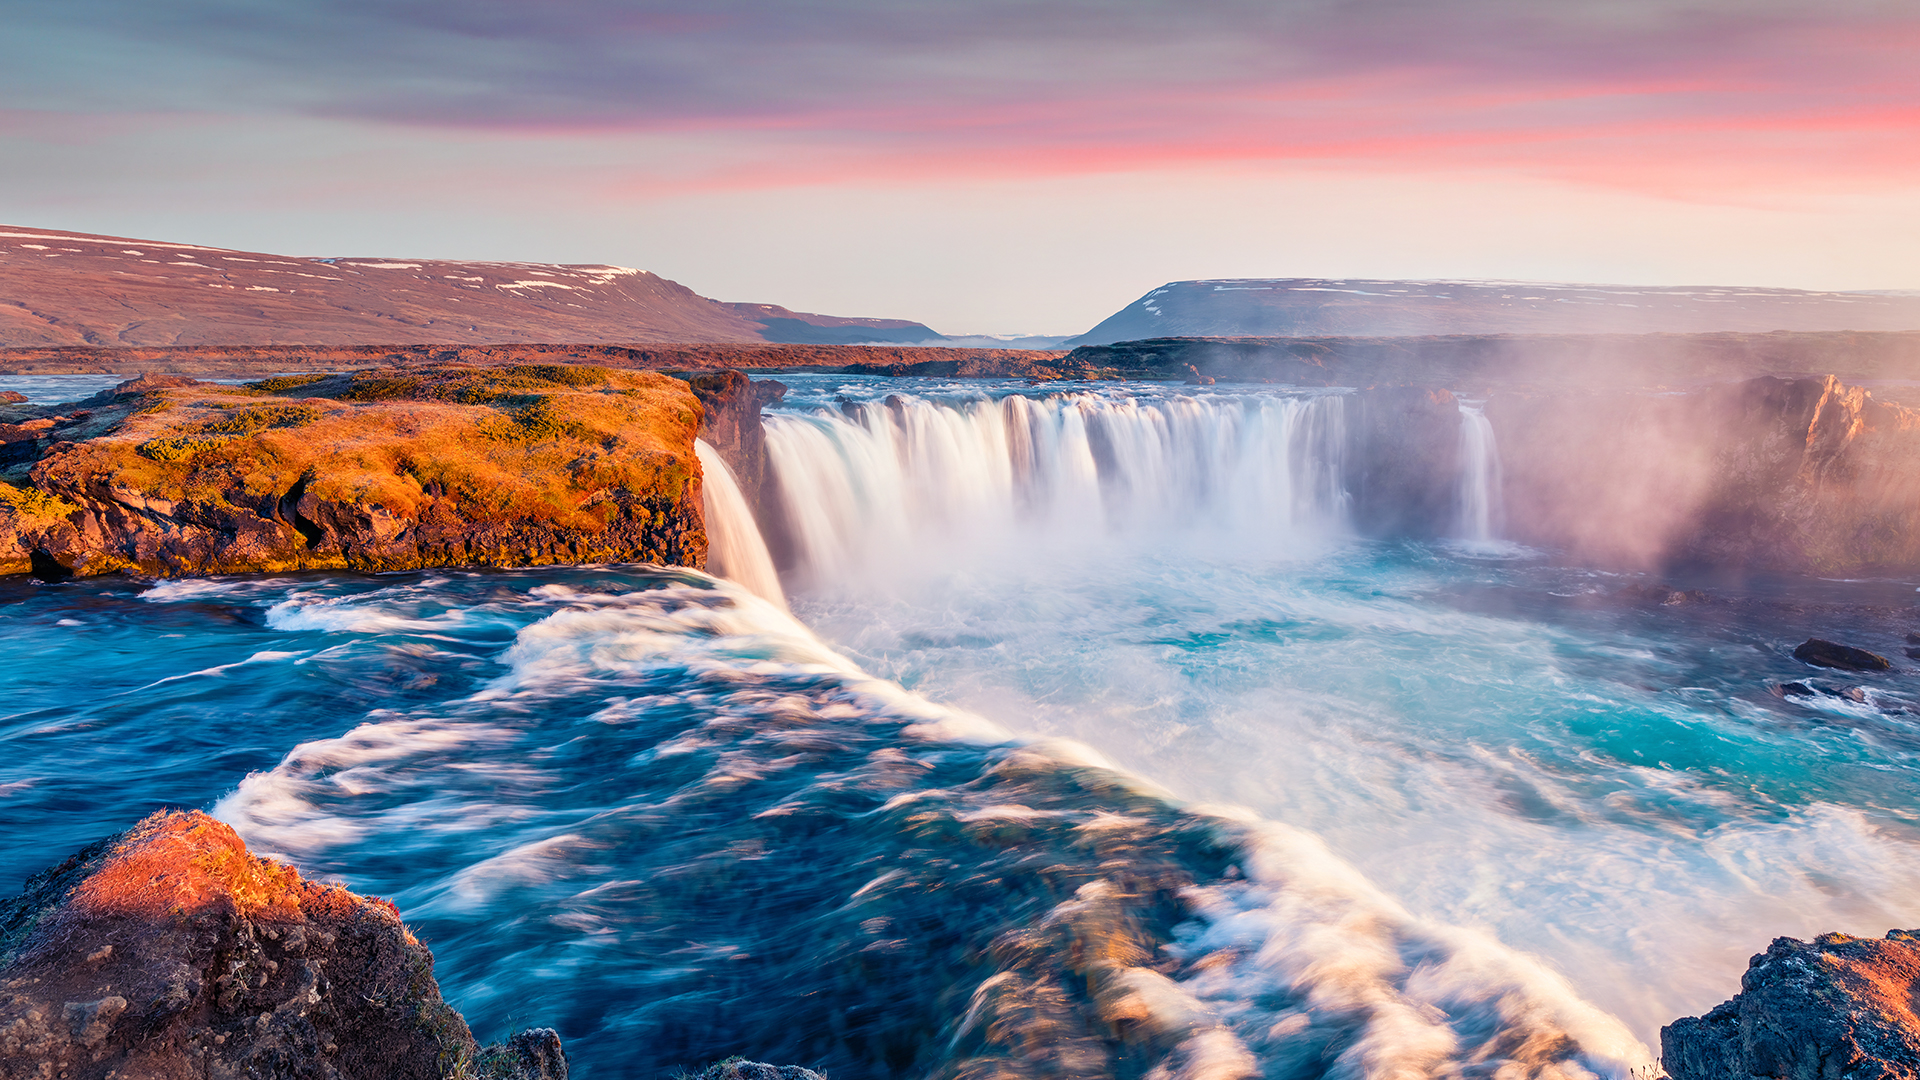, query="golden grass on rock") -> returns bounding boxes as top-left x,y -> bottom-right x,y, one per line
1,363 -> 708,578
